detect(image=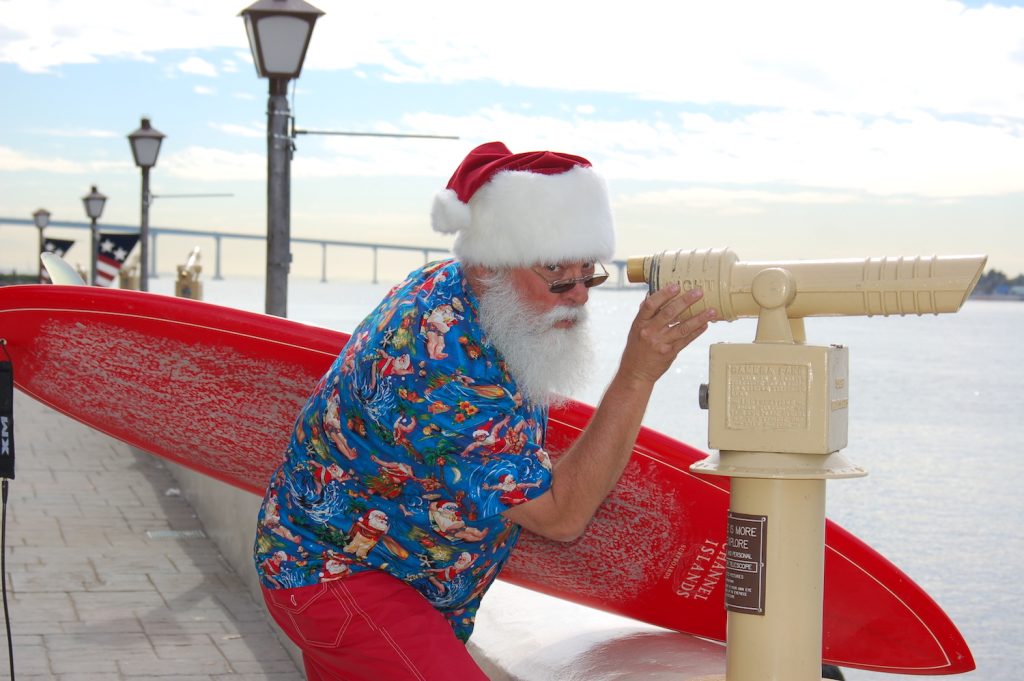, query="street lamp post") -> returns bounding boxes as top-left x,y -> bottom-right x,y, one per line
240,0 -> 324,318
82,186 -> 107,286
32,208 -> 50,283
127,117 -> 166,292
